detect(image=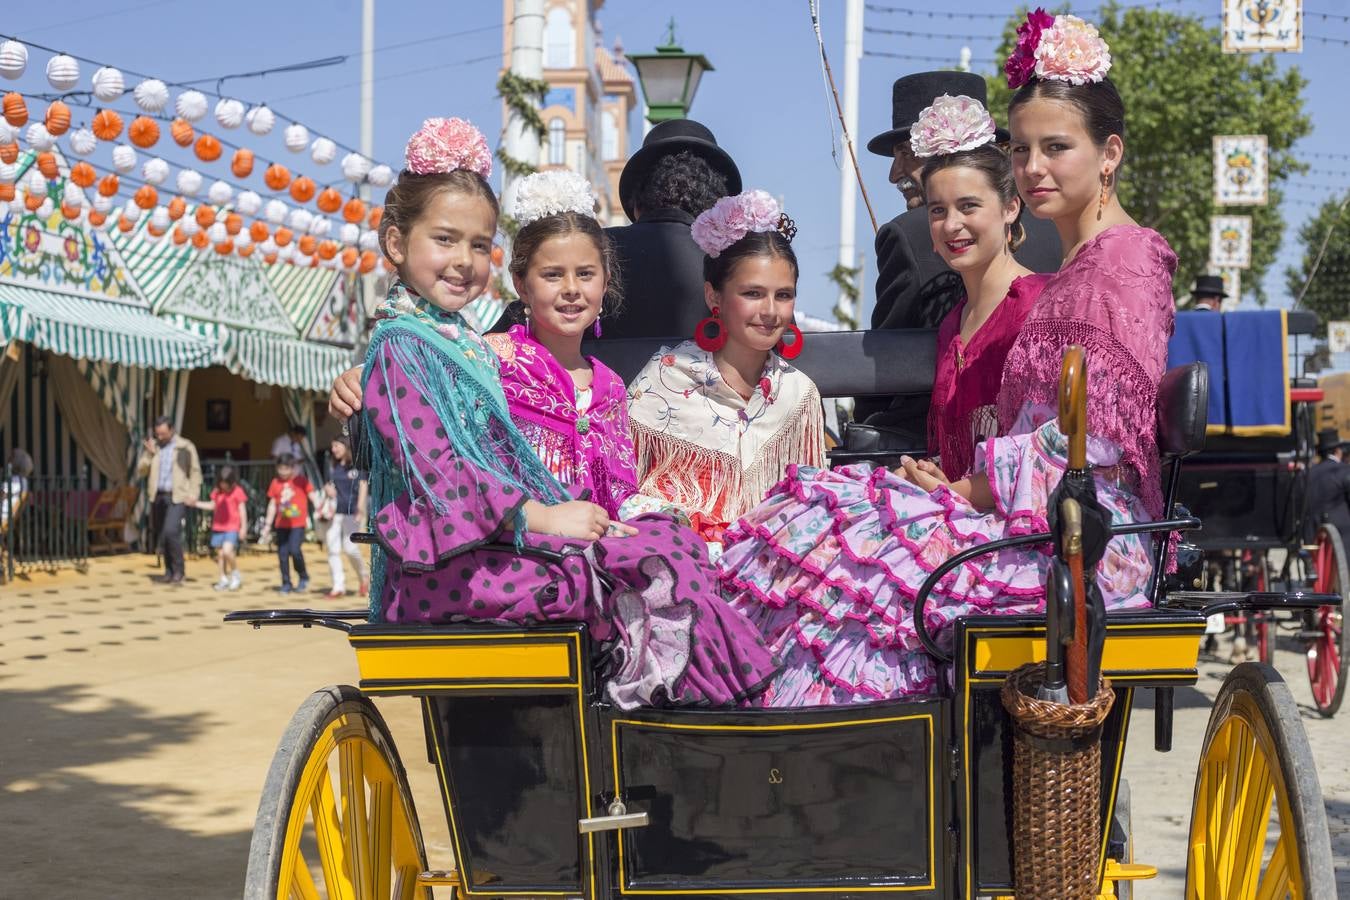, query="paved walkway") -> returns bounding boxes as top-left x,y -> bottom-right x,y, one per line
2,554 -> 1346,897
